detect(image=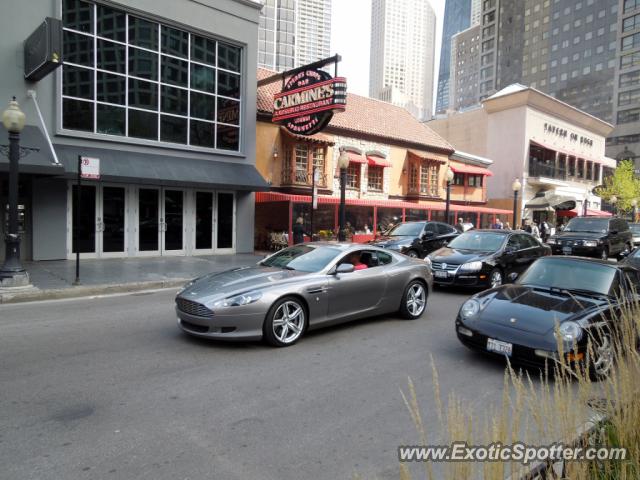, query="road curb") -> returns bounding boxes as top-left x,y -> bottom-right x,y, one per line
0,278 -> 190,304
